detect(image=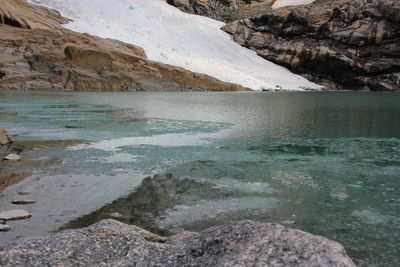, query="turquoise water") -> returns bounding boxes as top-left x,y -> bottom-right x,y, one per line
1,91 -> 400,266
